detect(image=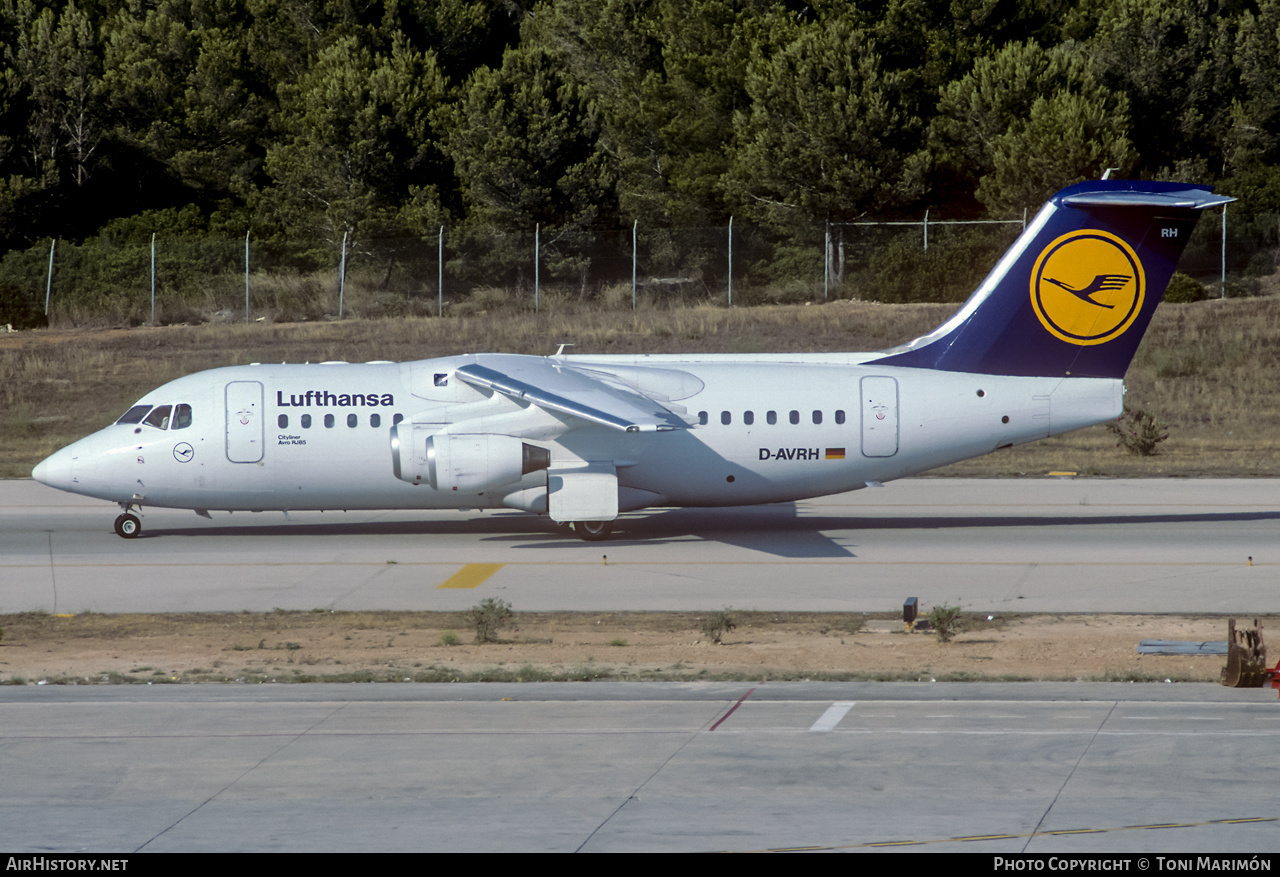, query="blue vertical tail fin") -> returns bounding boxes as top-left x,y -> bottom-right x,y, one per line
871,180 -> 1232,378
